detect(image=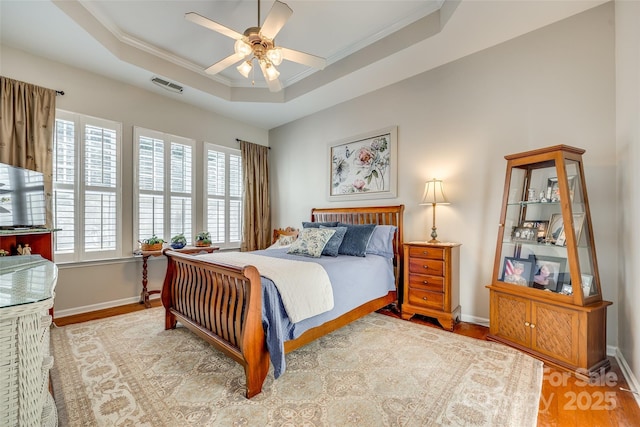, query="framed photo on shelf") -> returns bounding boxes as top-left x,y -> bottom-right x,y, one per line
531,255 -> 567,292
500,257 -> 533,287
521,220 -> 549,240
560,283 -> 573,295
545,213 -> 585,246
545,213 -> 564,244
546,175 -> 576,202
581,274 -> 594,297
